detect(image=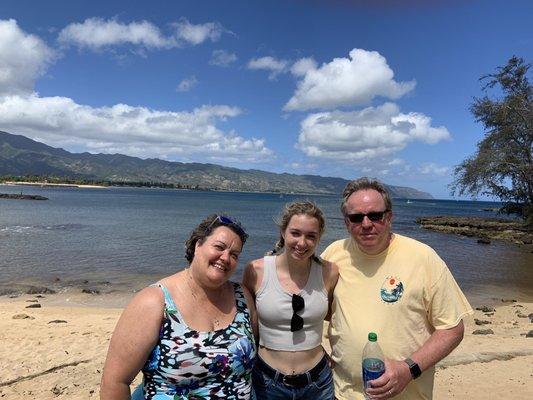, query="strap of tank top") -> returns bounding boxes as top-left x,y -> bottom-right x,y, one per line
150,283 -> 177,314
232,282 -> 247,314
308,258 -> 327,295
257,255 -> 276,295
